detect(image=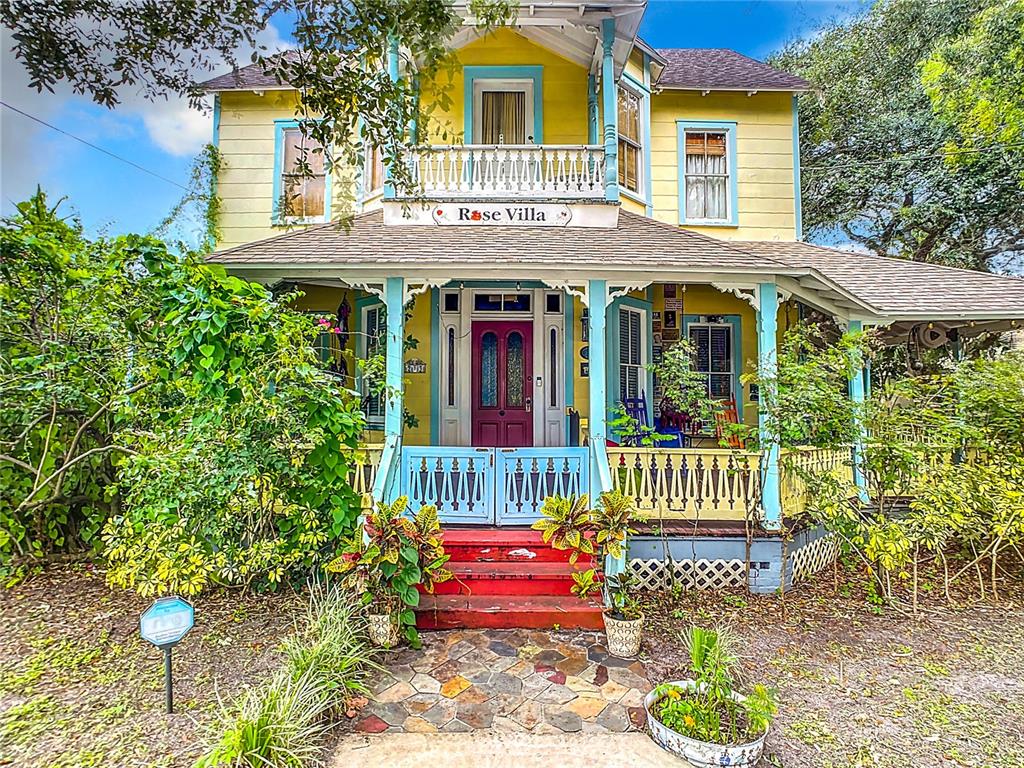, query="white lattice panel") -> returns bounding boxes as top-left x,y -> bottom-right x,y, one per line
788,533 -> 838,583
628,558 -> 747,591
